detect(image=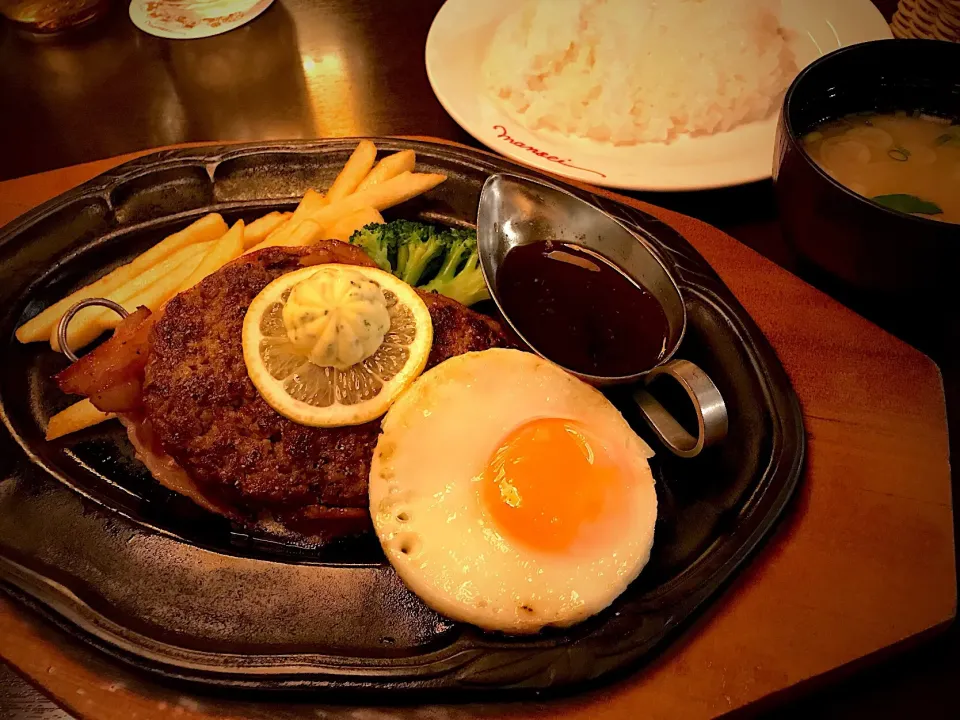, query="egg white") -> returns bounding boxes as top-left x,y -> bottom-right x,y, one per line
369,348 -> 657,633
